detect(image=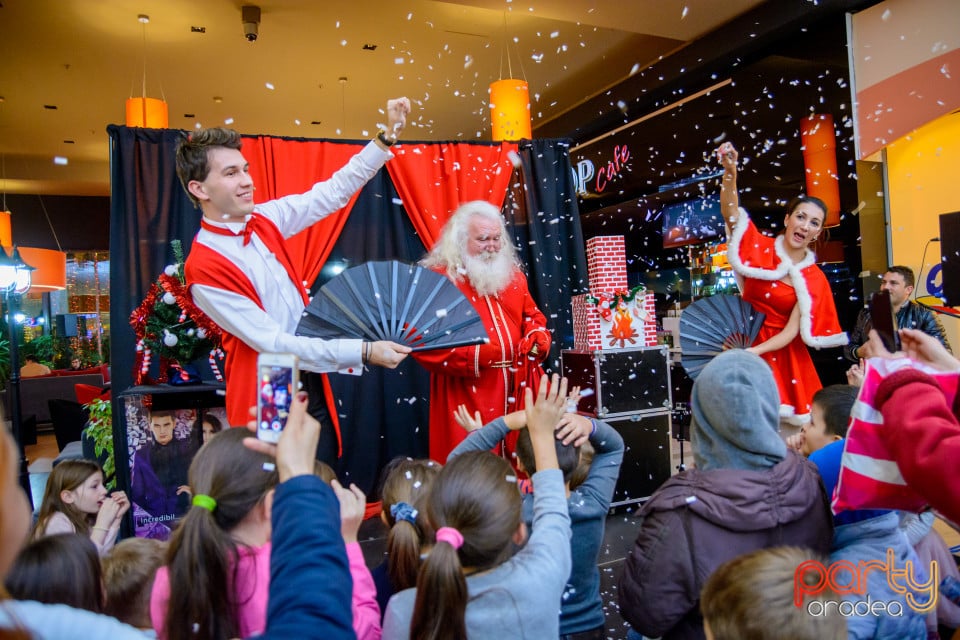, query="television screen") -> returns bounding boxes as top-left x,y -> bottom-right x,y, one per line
661,194 -> 725,249
940,211 -> 960,307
